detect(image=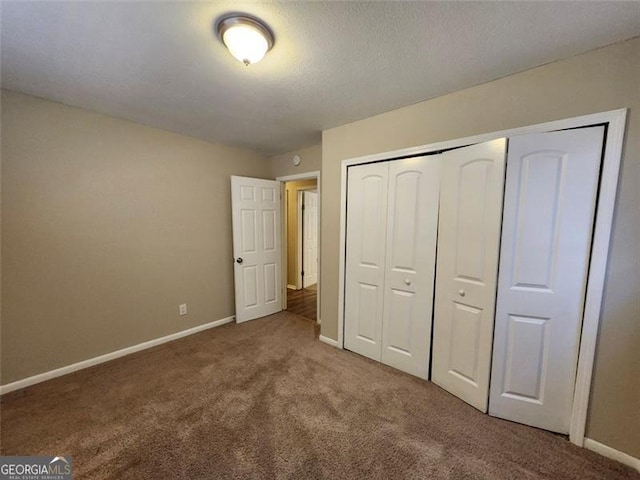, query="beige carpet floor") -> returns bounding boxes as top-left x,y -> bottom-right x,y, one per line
1,311 -> 638,479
